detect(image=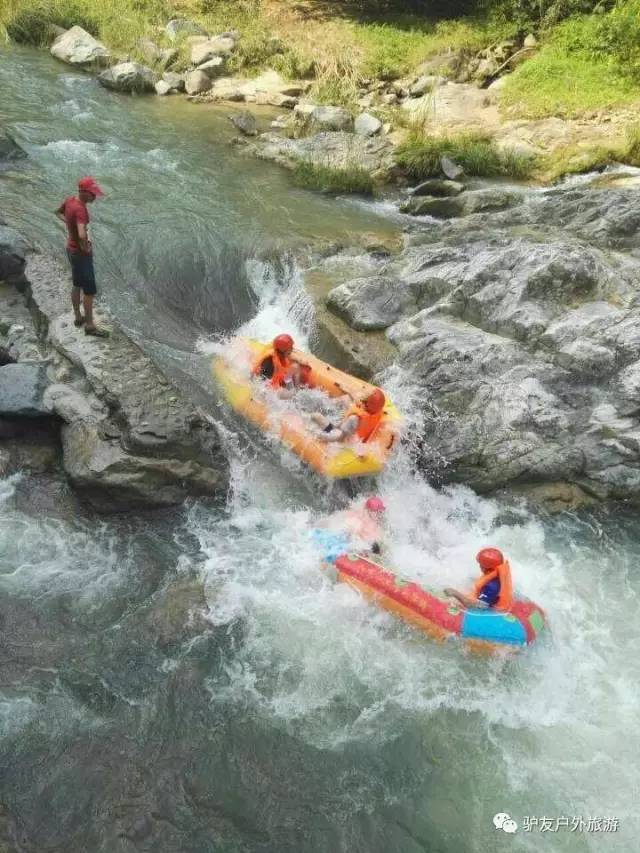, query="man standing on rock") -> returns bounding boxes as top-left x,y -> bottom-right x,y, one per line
55,176 -> 109,337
